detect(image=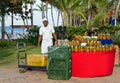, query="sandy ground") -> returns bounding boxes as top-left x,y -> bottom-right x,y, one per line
0,67 -> 120,83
